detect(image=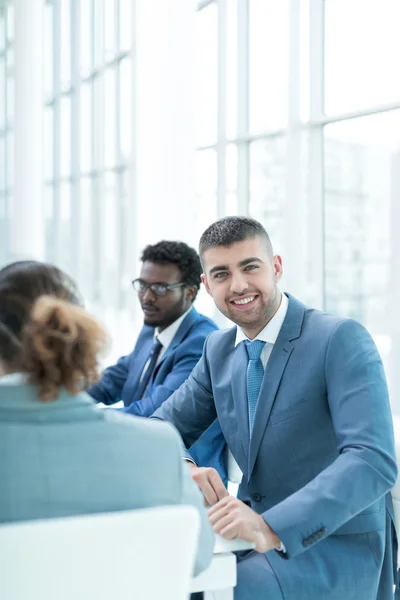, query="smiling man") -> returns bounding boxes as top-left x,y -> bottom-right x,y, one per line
153,217 -> 398,600
88,240 -> 227,482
